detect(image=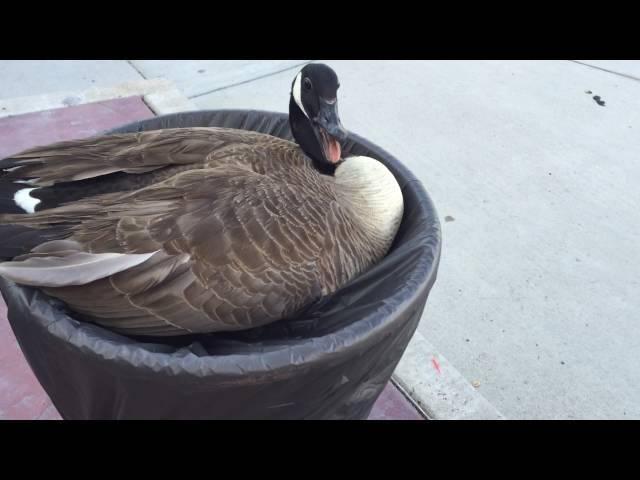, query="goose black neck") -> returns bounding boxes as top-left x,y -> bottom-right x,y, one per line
289,98 -> 336,176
